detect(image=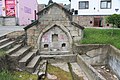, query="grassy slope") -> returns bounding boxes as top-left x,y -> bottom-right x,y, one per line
81,28 -> 120,49
0,70 -> 37,80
